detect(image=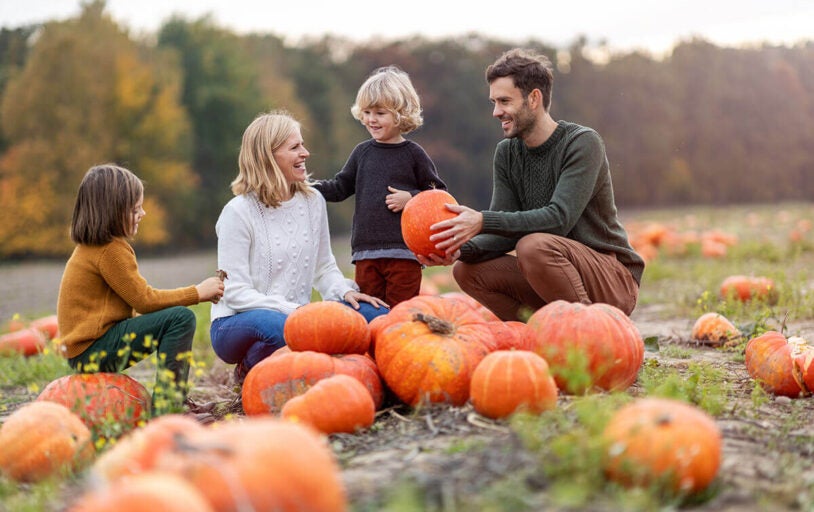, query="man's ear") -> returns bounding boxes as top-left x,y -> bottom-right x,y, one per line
528,88 -> 544,110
